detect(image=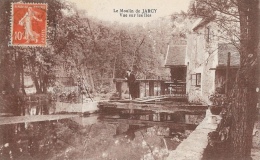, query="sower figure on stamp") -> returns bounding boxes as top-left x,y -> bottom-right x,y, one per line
125,70 -> 136,100
19,7 -> 42,43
